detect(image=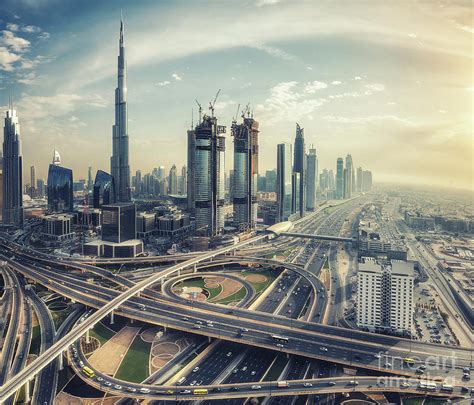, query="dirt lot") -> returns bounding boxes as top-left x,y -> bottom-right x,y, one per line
209,278 -> 244,302
88,326 -> 140,376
